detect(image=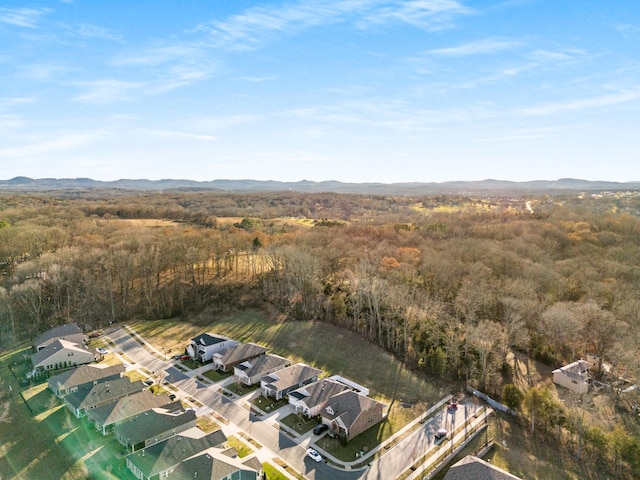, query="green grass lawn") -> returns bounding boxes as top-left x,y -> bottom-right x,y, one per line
251,394 -> 288,412
226,435 -> 253,458
262,463 -> 290,480
279,413 -> 320,435
0,356 -> 136,480
202,368 -> 232,382
225,381 -> 259,396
